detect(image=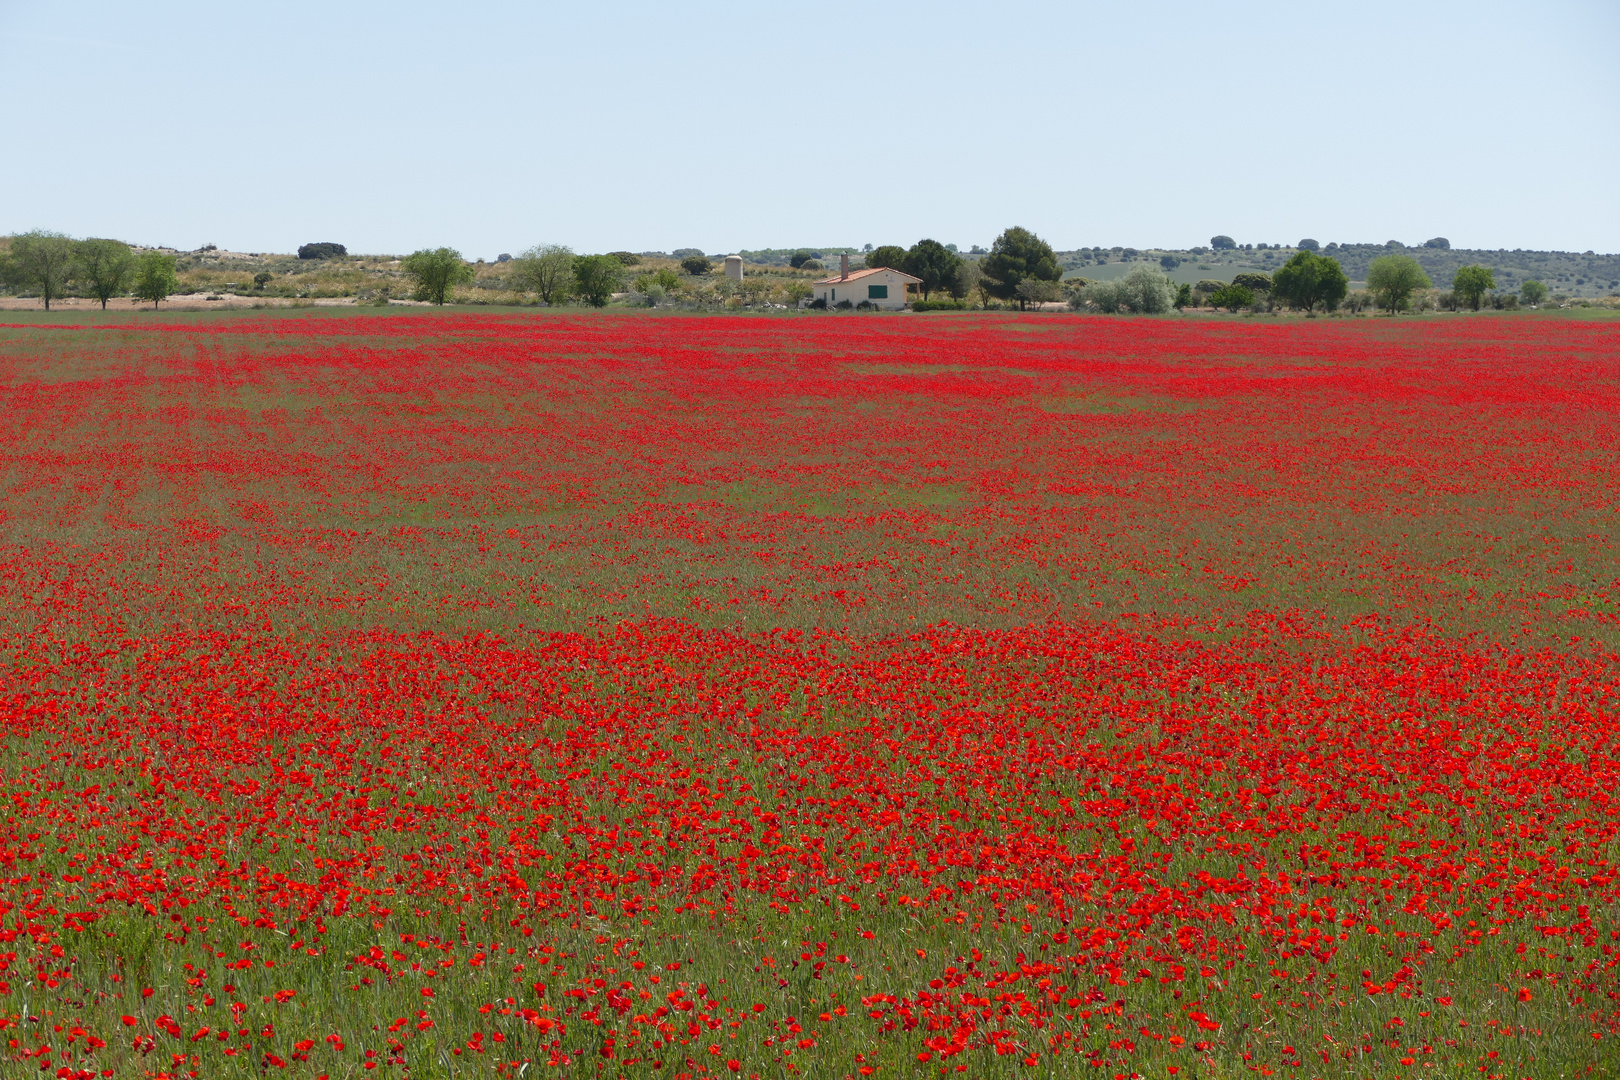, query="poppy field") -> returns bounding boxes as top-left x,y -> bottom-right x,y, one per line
2,309 -> 1619,1080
